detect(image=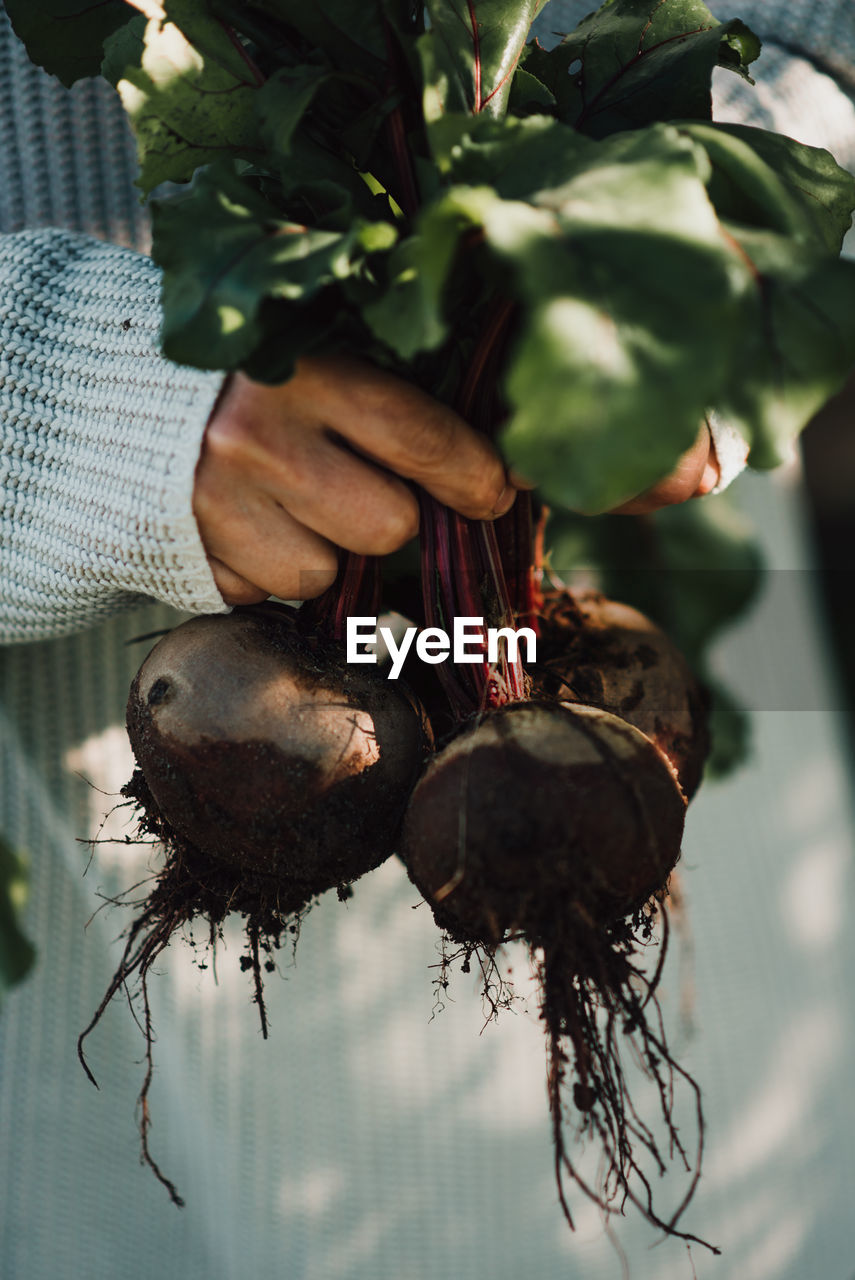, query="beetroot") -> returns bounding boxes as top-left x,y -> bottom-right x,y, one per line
127,604 -> 430,903
390,456 -> 712,1245
535,589 -> 710,797
399,693 -> 711,1249
81,601 -> 430,1205
401,700 -> 685,944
